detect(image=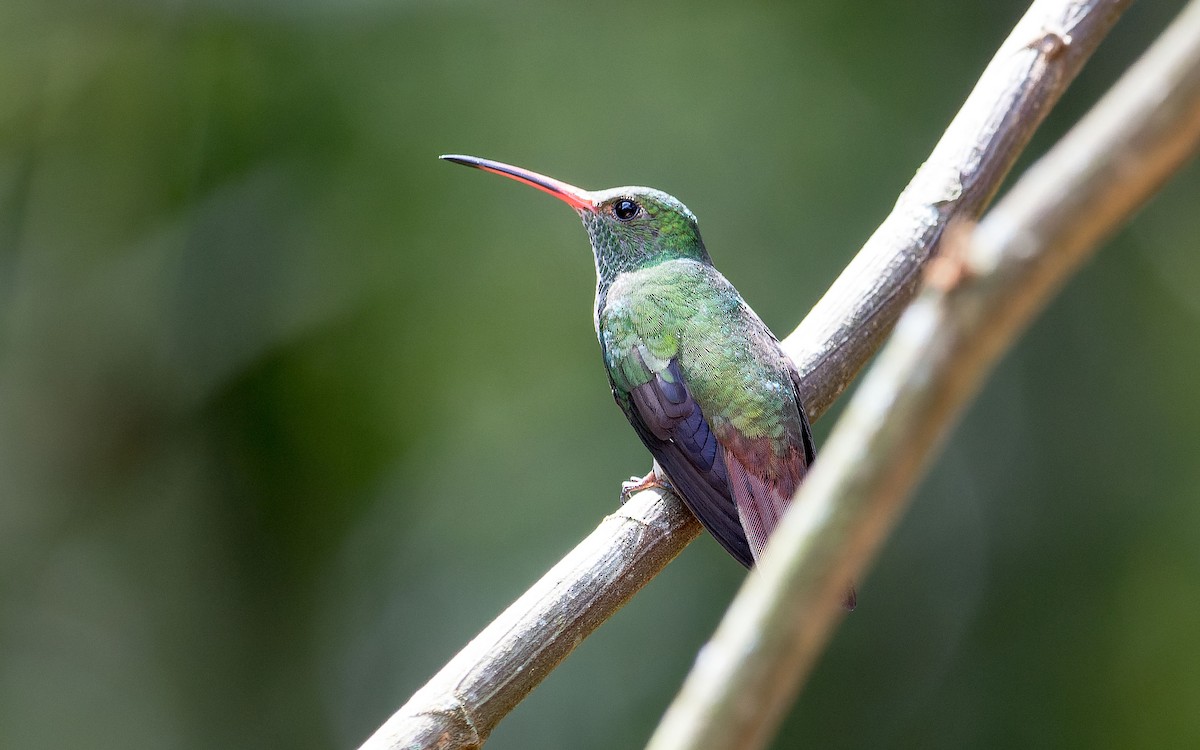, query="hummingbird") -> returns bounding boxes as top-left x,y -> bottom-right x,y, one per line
442,155 -> 837,593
